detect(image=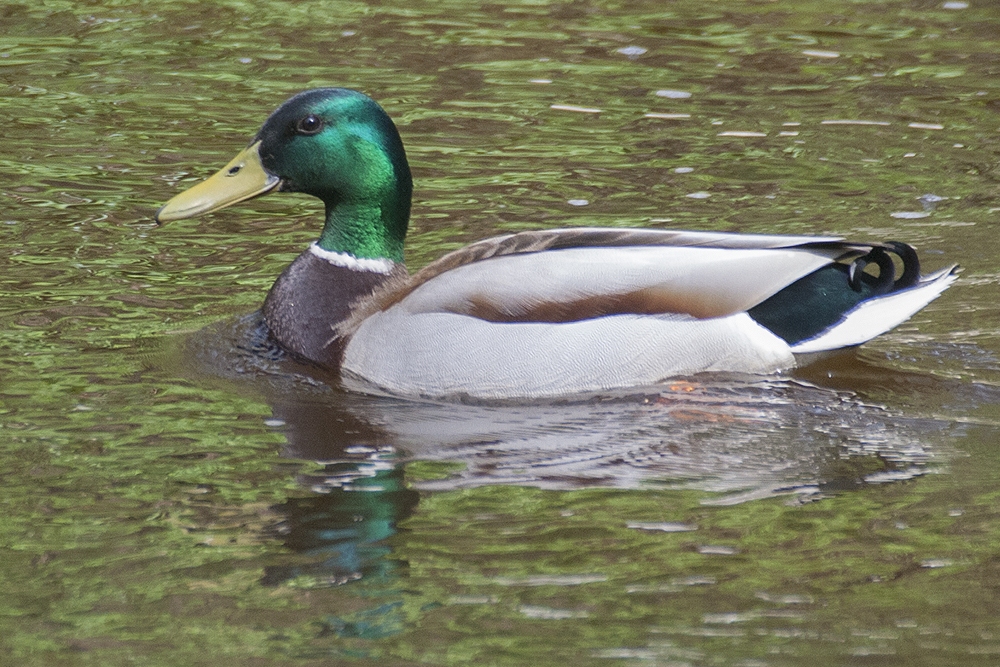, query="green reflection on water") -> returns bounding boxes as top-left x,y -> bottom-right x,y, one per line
2,0 -> 1000,664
